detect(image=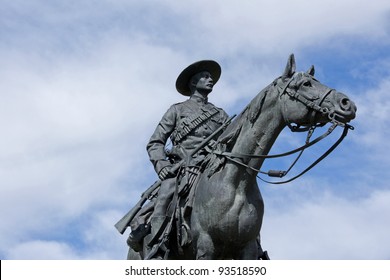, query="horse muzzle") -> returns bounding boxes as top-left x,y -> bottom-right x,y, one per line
323,92 -> 357,125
